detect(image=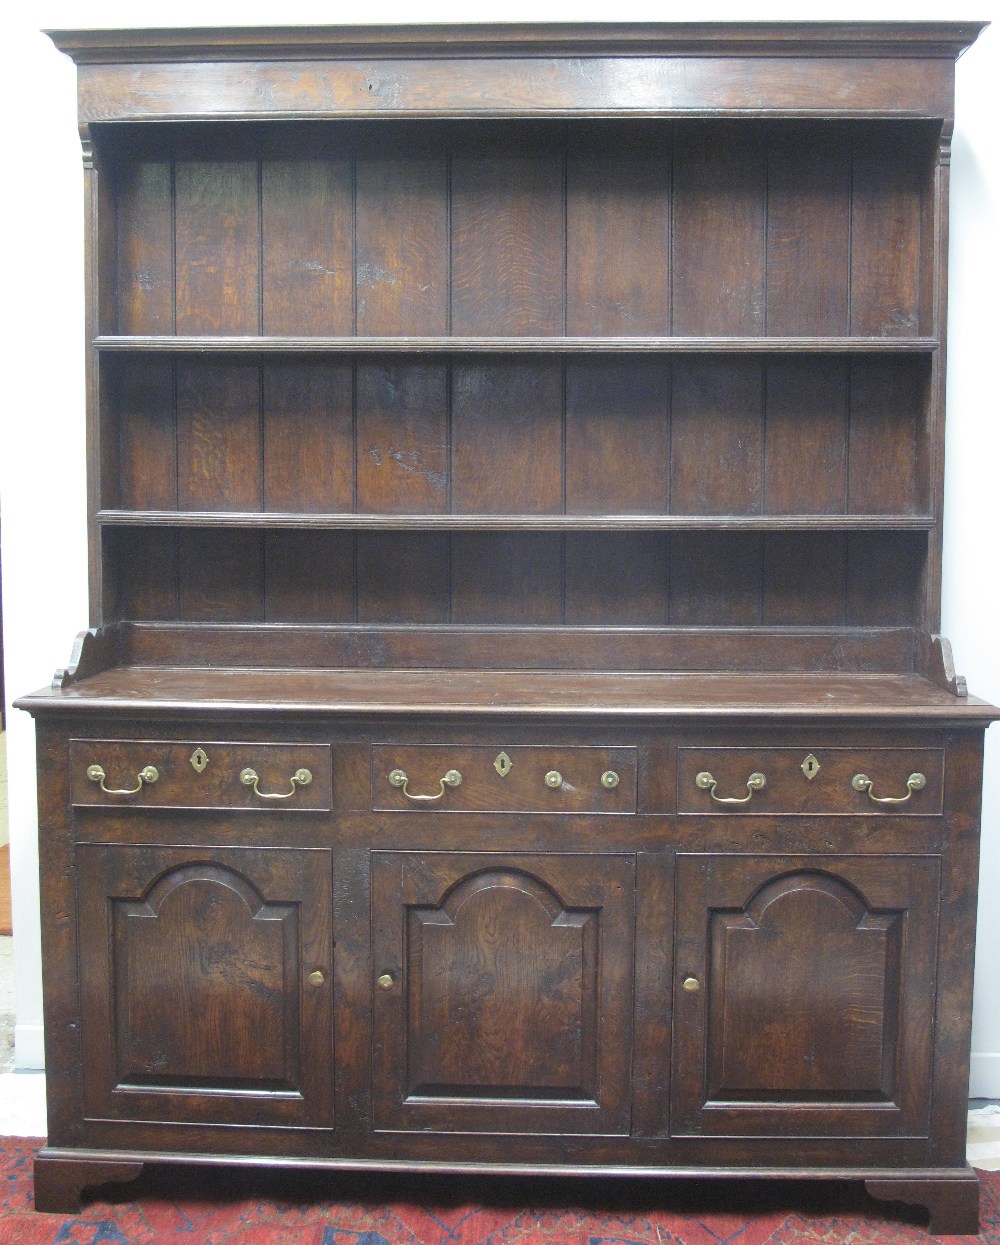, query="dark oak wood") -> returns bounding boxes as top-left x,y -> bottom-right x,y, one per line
16,20 -> 994,1233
